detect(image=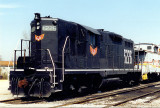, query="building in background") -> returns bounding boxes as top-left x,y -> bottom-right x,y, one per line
0,61 -> 14,79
